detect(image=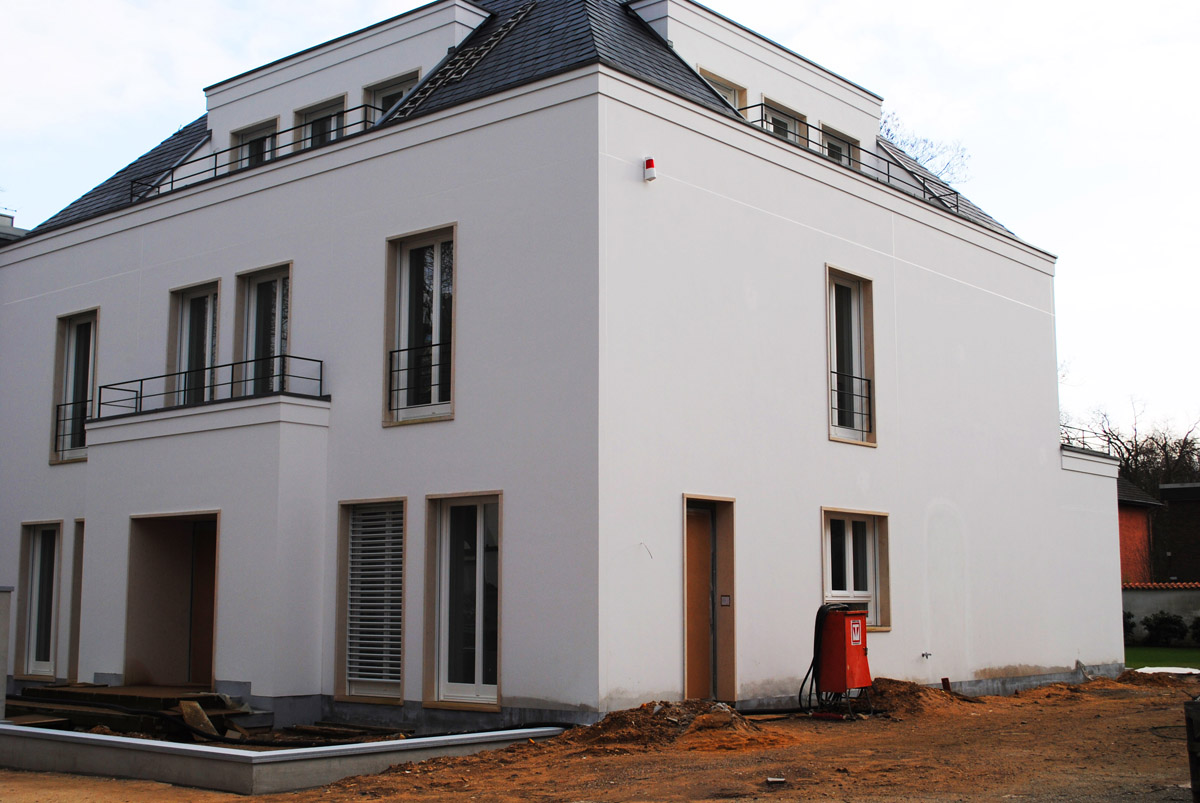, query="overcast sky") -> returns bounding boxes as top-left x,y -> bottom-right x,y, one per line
2,1 -> 1196,432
